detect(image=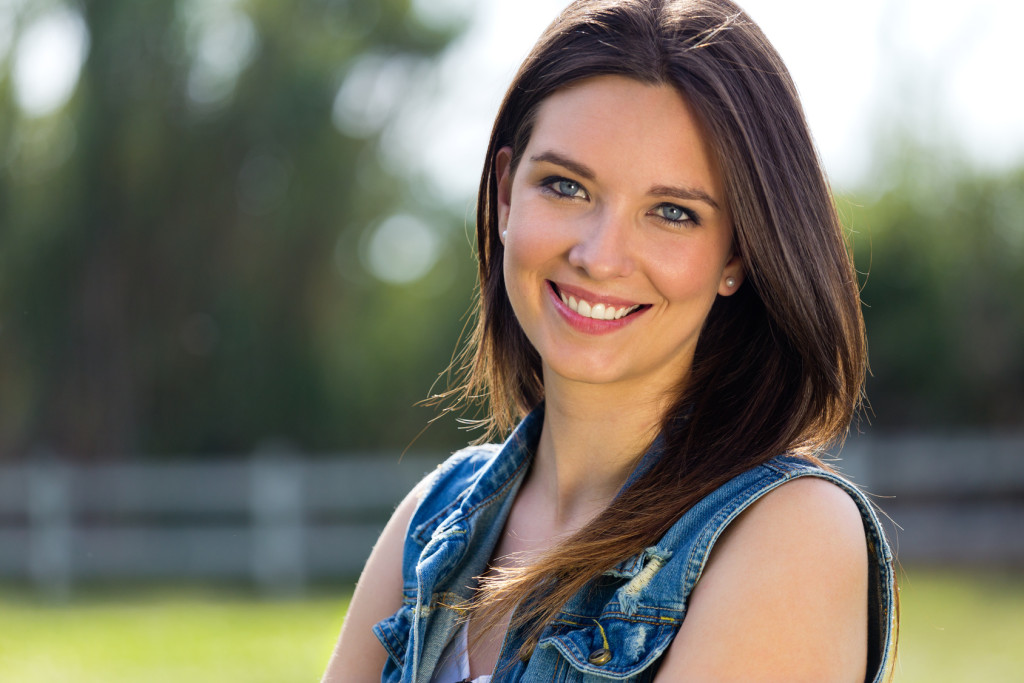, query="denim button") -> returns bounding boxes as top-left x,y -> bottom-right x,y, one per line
588,648 -> 612,665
